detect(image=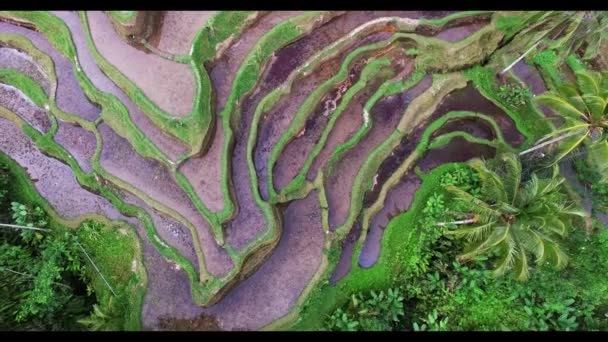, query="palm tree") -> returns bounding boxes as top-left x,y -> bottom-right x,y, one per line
501,11 -> 608,75
78,296 -> 122,331
441,153 -> 587,281
519,70 -> 608,165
